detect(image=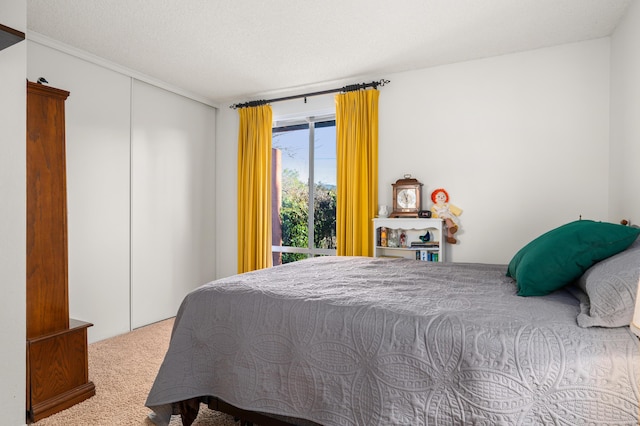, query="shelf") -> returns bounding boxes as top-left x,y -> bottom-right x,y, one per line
374,217 -> 442,230
373,218 -> 445,262
375,246 -> 439,251
0,23 -> 25,52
